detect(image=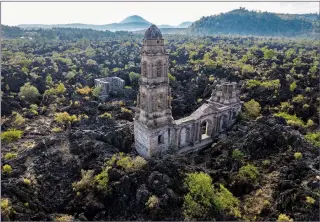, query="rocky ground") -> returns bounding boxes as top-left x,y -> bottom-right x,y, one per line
2,98 -> 319,221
